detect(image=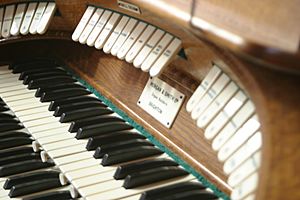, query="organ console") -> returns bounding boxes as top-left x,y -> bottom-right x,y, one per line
0,0 -> 299,200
